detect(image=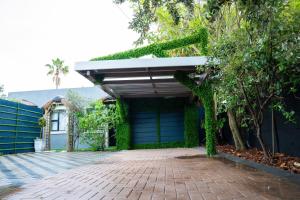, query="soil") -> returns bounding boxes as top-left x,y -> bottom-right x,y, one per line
217,145 -> 300,174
